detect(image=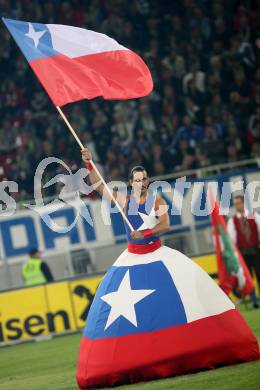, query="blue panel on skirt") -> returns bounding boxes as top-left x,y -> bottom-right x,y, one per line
84,261 -> 187,339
